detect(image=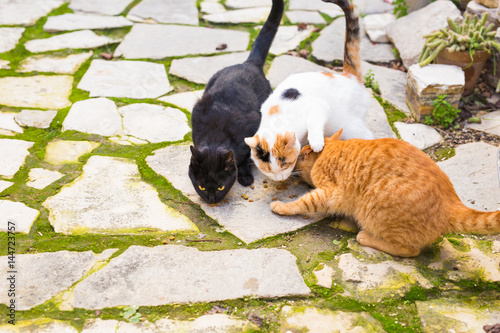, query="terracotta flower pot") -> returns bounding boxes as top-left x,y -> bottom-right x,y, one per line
435,47 -> 491,95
